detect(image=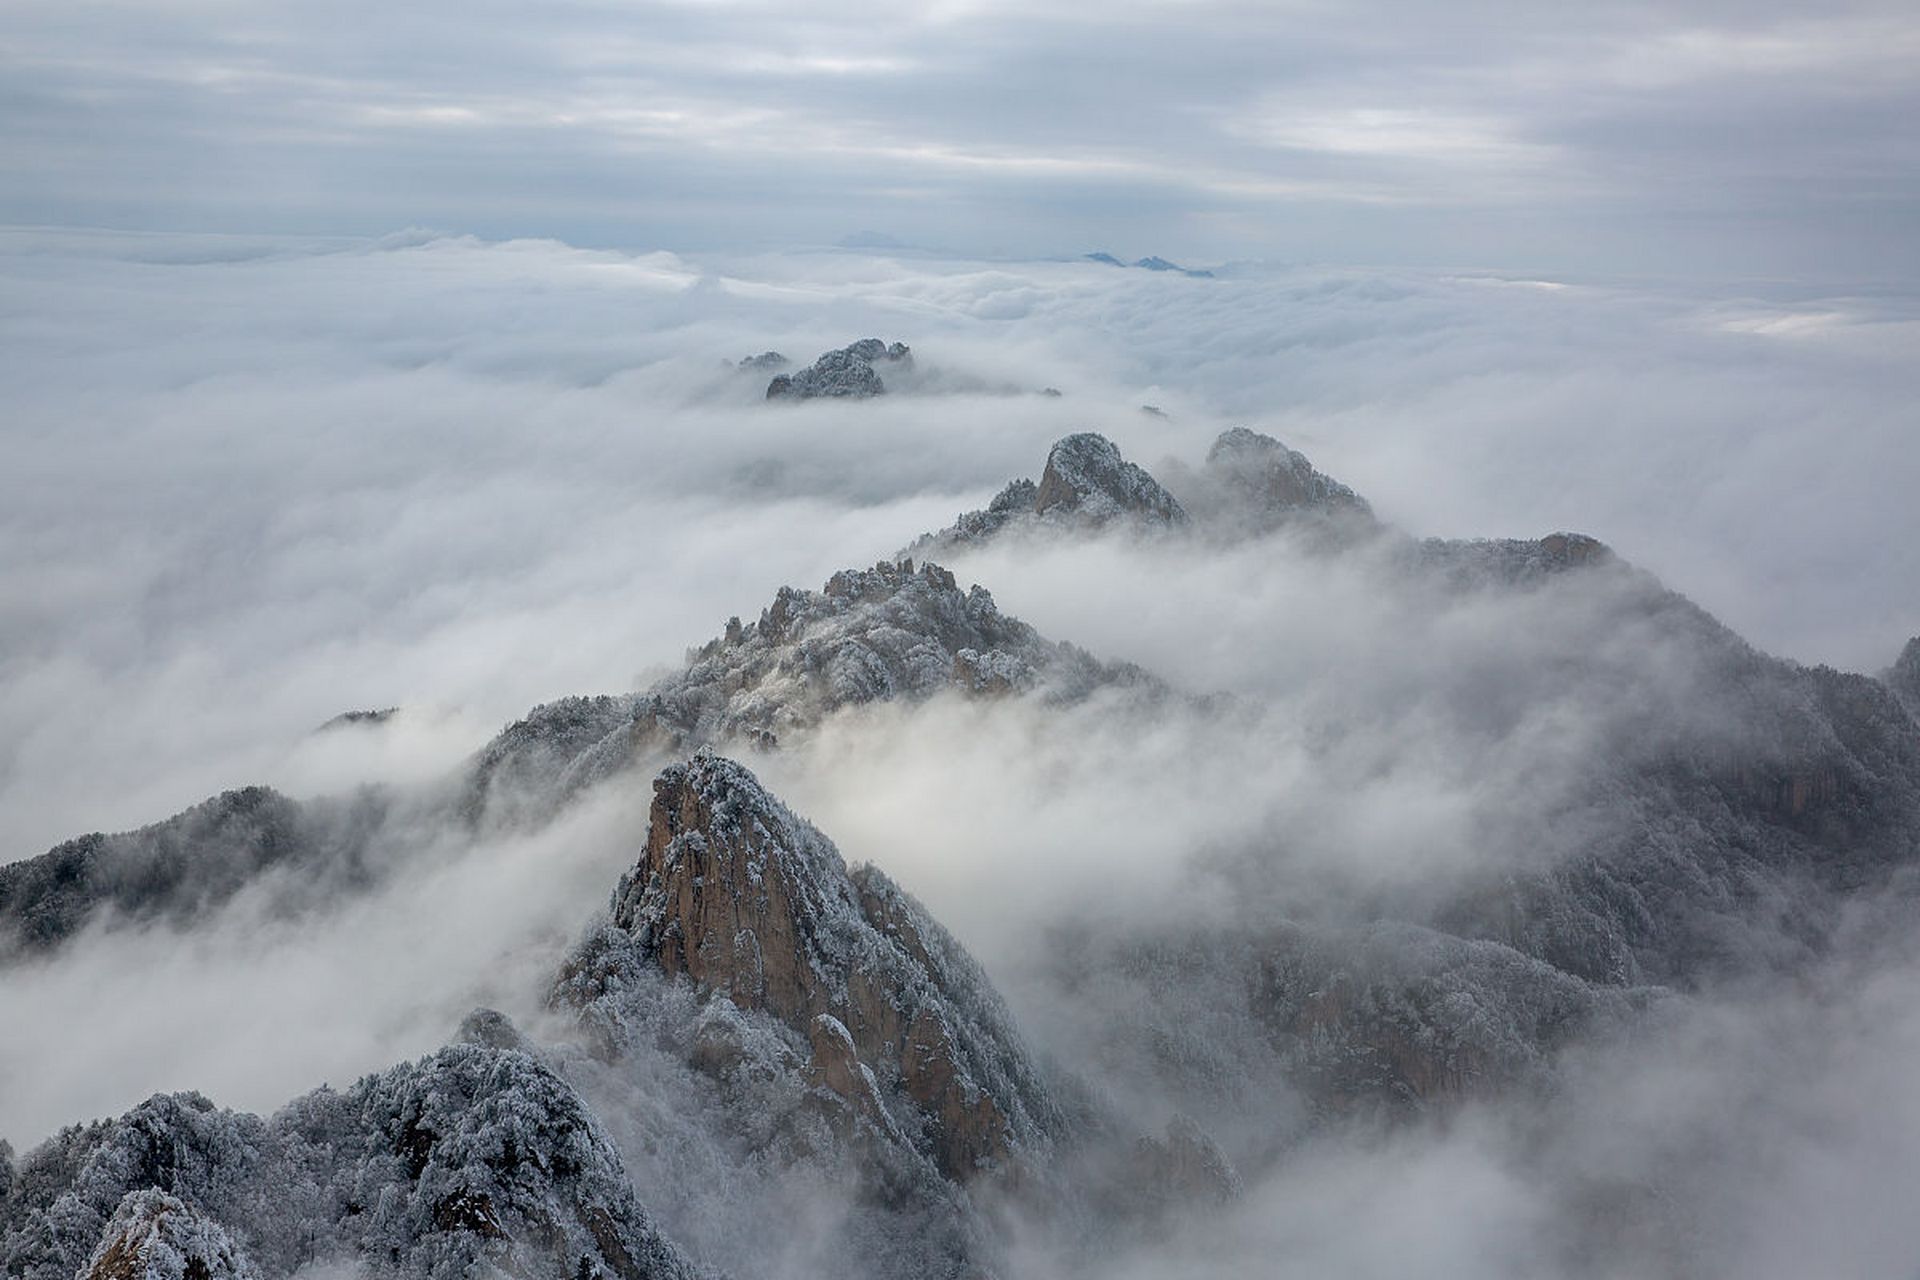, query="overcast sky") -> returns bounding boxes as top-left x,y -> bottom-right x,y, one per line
4,0 -> 1918,280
